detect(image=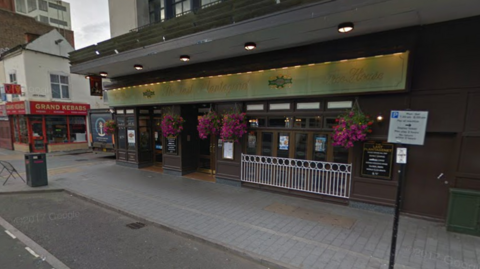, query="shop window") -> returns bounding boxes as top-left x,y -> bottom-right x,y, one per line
295,133 -> 308,159
118,126 -> 126,150
50,74 -> 69,99
46,116 -> 68,143
313,134 -> 327,161
294,117 -> 322,128
261,132 -> 273,156
69,116 -> 86,142
246,131 -> 257,155
126,116 -> 135,126
277,132 -> 289,158
333,146 -> 349,164
248,118 -> 265,128
268,117 -> 291,128
324,117 -> 337,129
18,116 -> 28,144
